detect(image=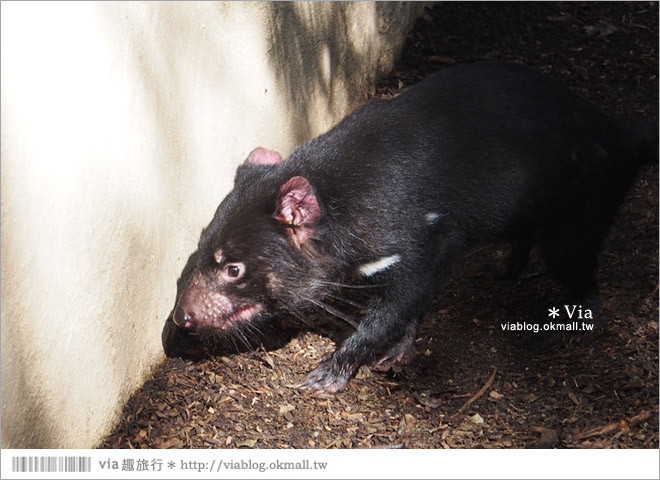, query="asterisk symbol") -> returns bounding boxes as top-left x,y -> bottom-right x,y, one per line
548,307 -> 560,318
168,462 -> 176,469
